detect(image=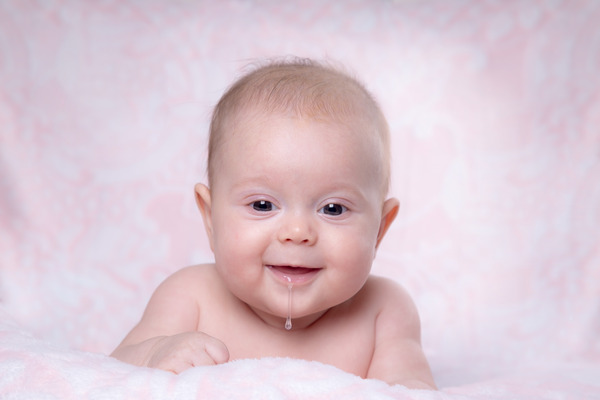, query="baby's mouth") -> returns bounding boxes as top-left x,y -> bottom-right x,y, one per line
267,265 -> 322,284
270,265 -> 316,275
